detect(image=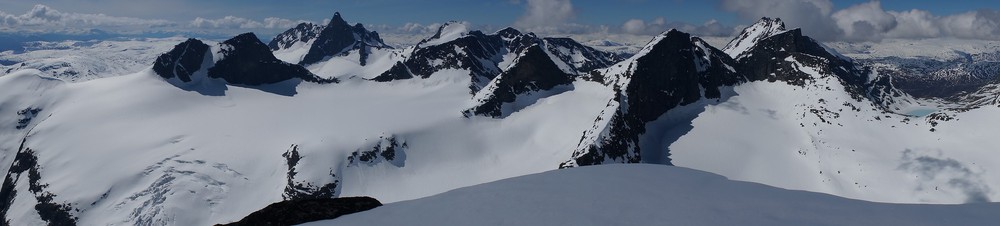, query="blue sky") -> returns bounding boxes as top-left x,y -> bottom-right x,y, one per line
1,0 -> 999,42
